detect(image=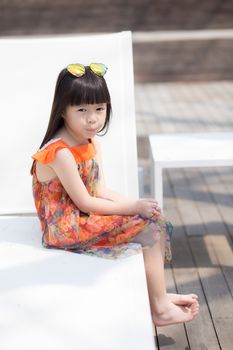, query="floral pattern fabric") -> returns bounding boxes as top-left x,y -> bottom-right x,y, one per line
31,138 -> 173,261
